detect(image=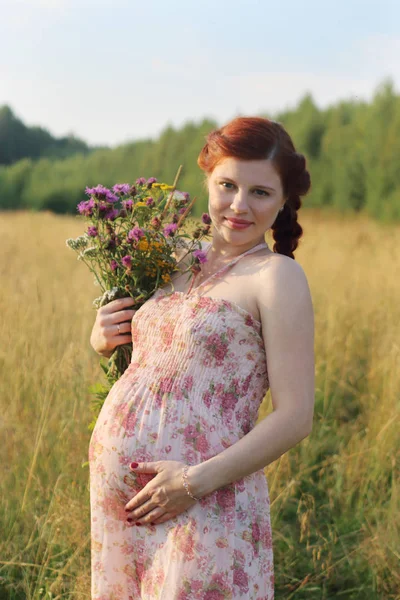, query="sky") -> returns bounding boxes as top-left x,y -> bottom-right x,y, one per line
1,0 -> 399,148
